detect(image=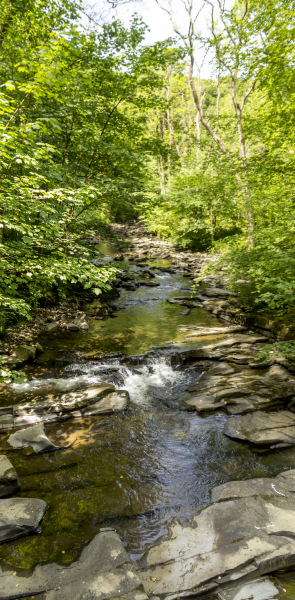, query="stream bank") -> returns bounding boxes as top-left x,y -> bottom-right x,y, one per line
0,222 -> 295,599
